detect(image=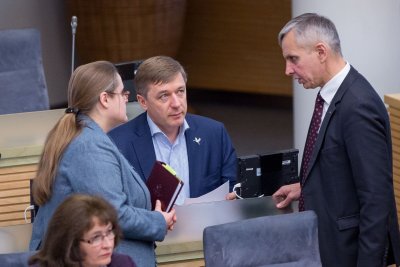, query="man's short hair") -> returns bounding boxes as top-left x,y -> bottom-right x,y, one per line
134,56 -> 187,97
278,13 -> 342,56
